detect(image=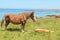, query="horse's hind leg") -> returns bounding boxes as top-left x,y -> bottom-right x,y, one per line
5,20 -> 10,30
